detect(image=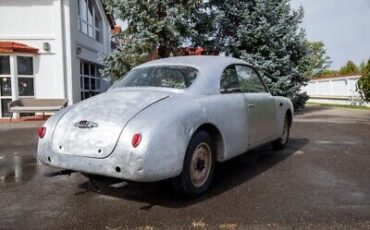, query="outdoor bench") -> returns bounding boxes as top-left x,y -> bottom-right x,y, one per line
7,99 -> 68,121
